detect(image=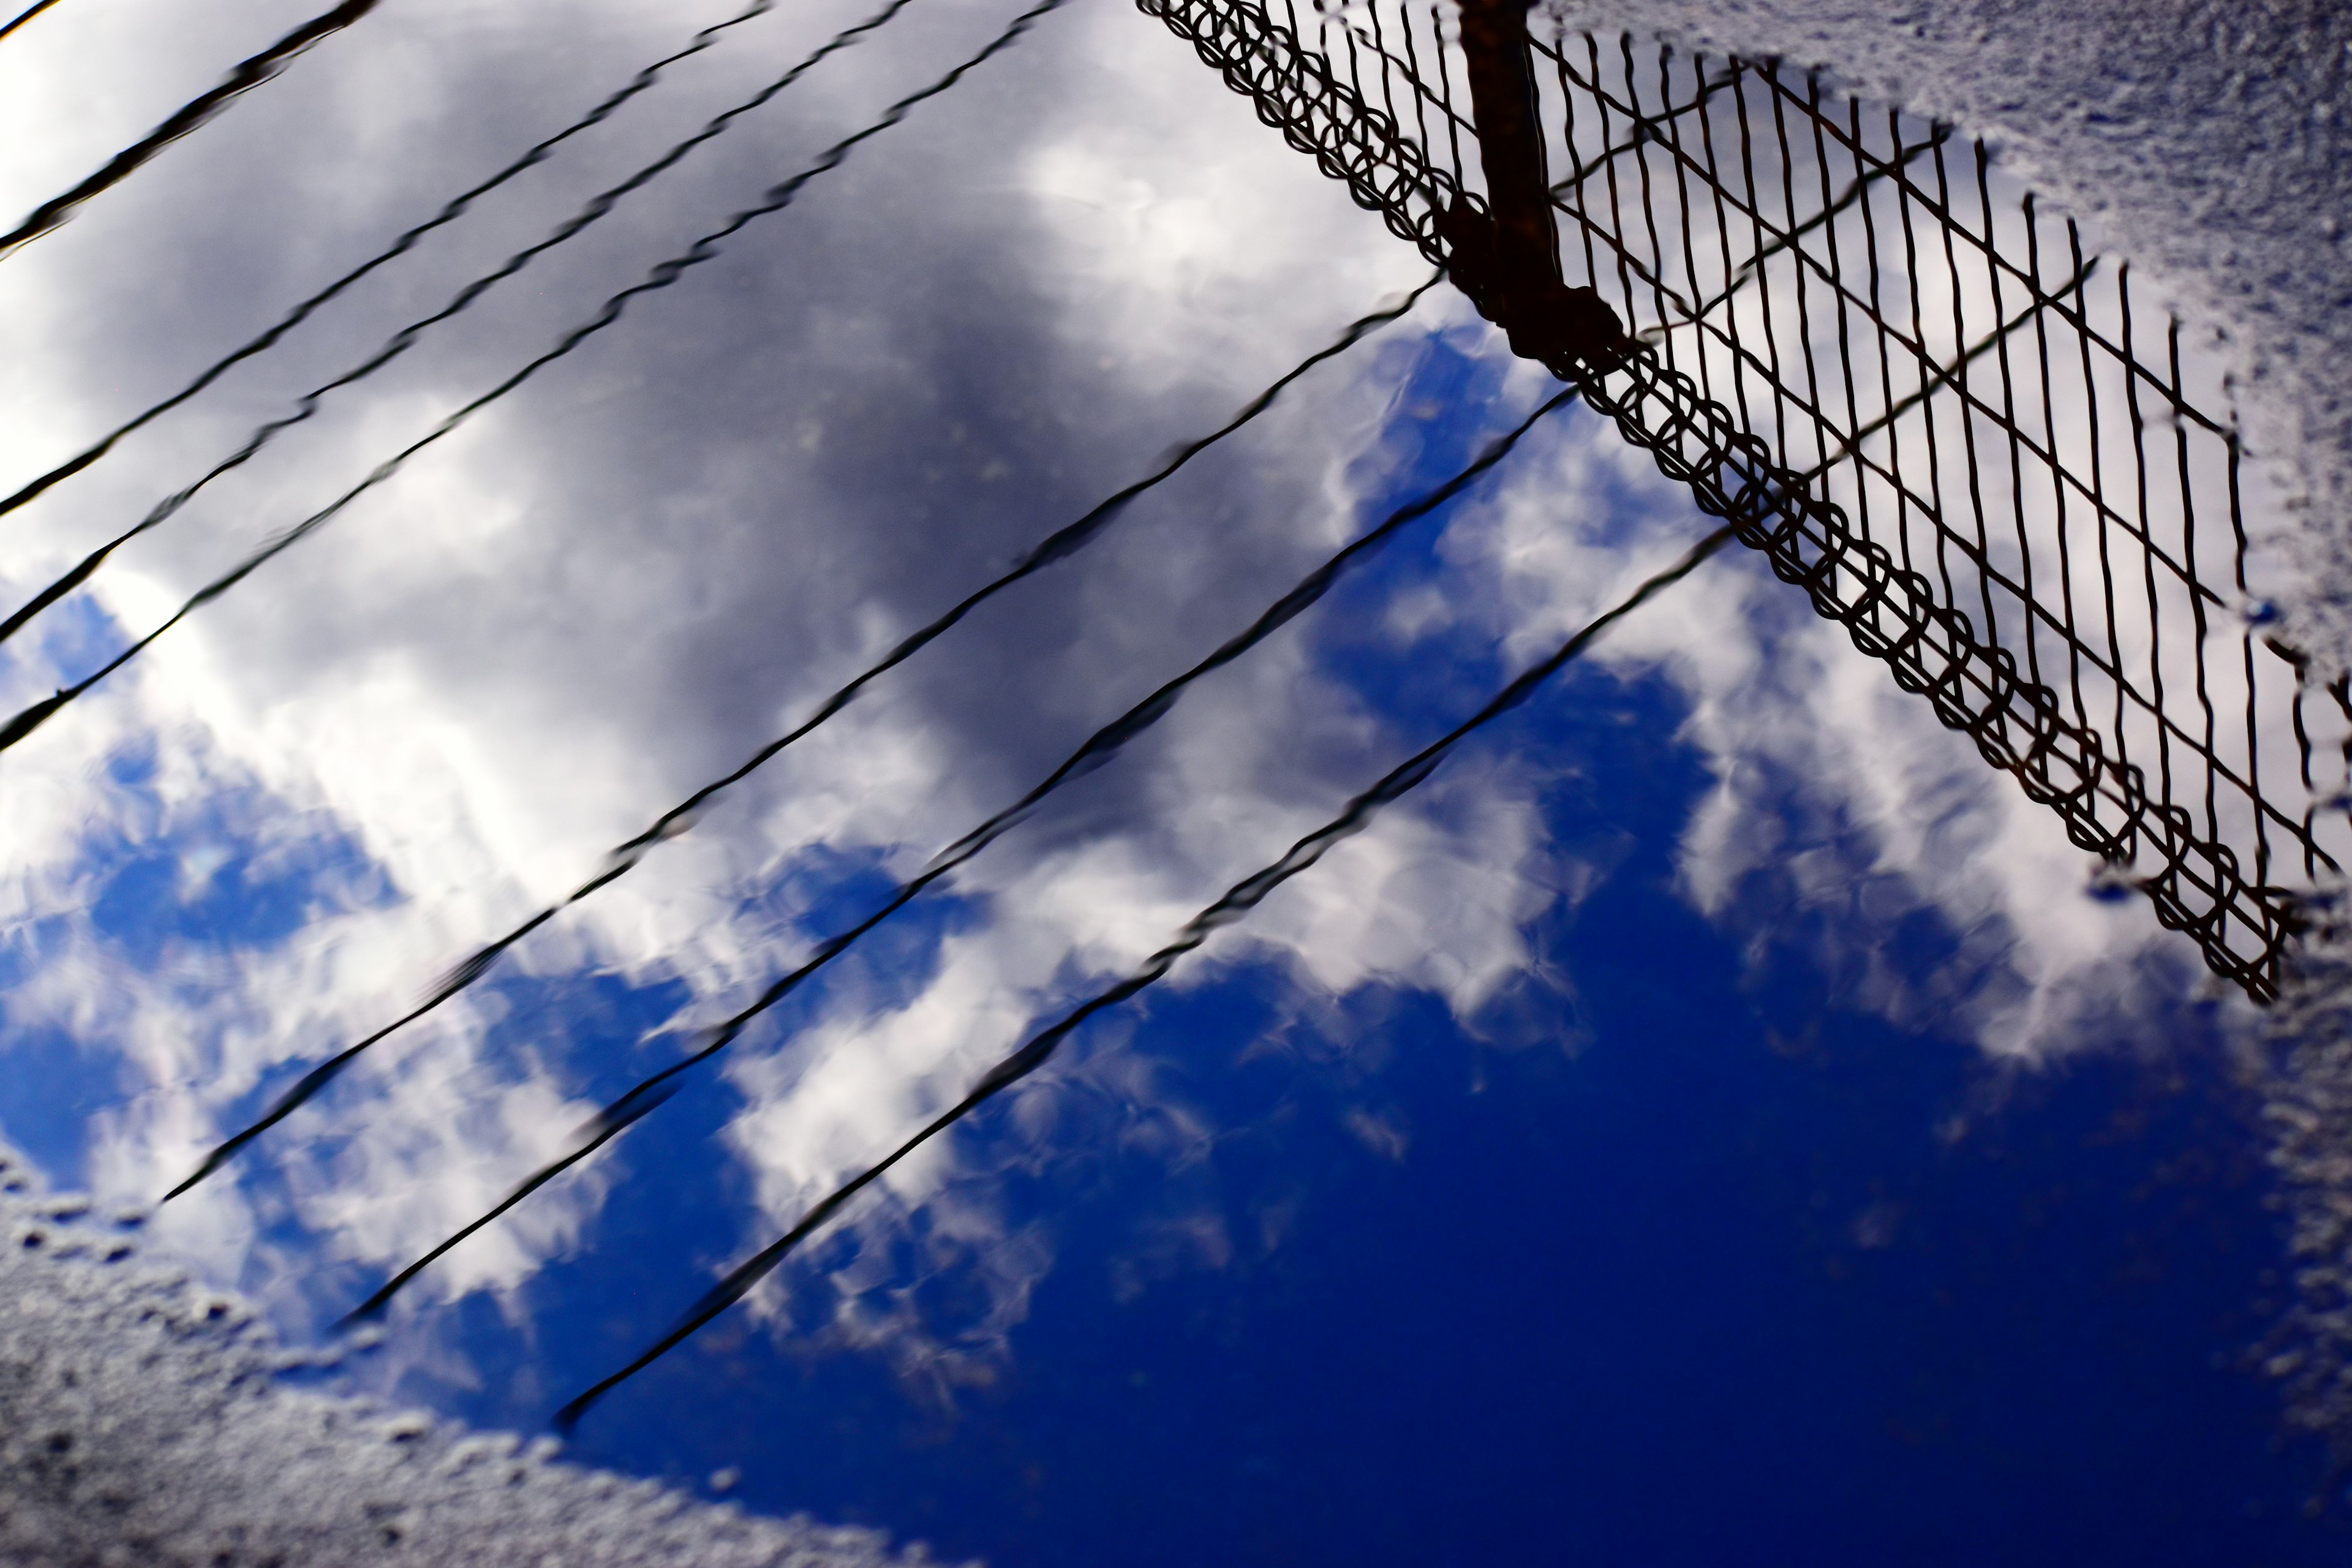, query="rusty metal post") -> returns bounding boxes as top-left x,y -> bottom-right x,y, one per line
1446,0 -> 1623,364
